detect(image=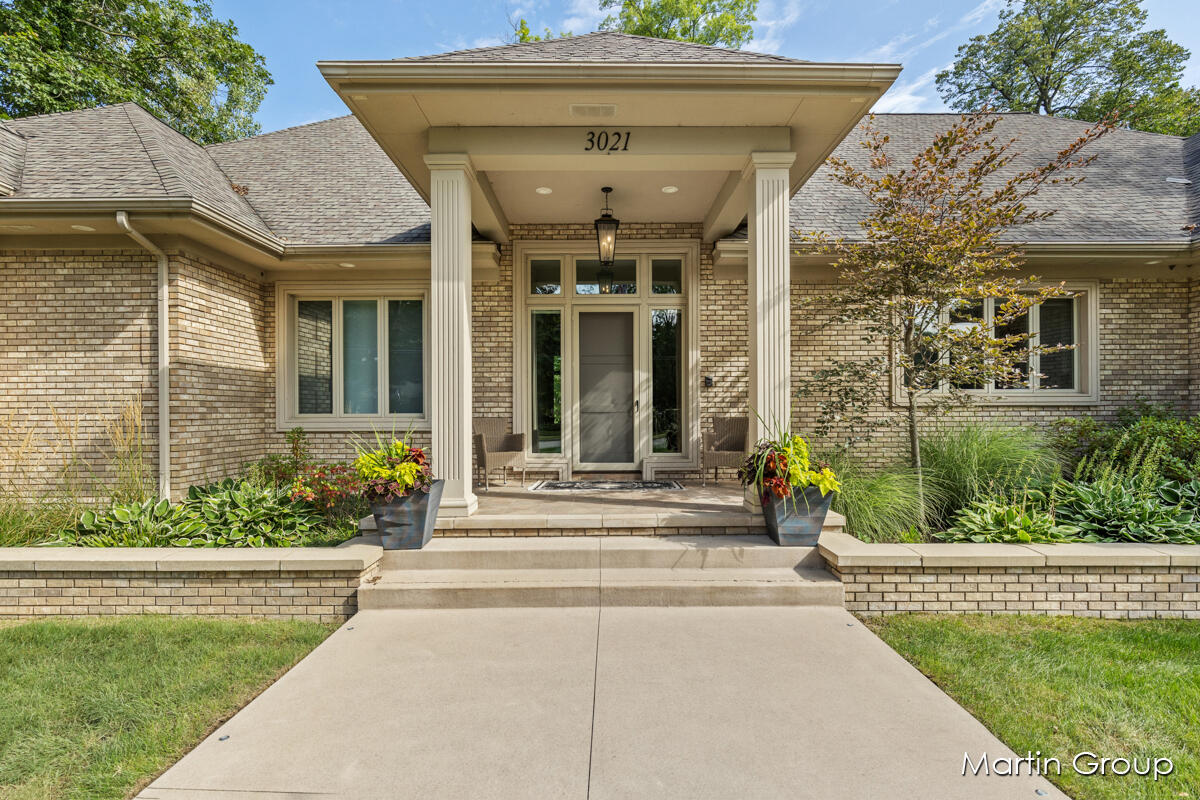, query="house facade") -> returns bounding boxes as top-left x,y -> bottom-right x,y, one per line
0,32 -> 1197,515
